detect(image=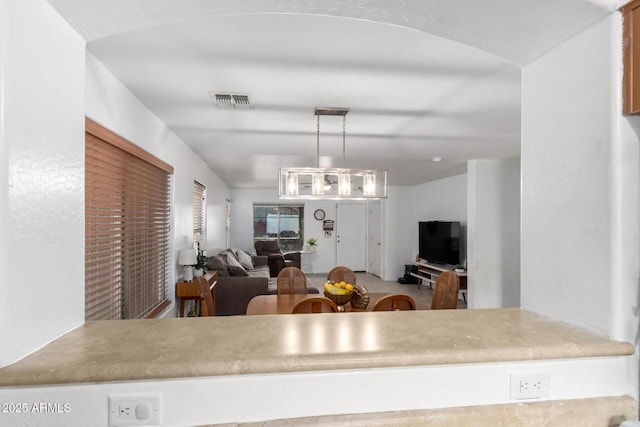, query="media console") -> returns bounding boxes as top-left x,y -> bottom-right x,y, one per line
410,260 -> 467,301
